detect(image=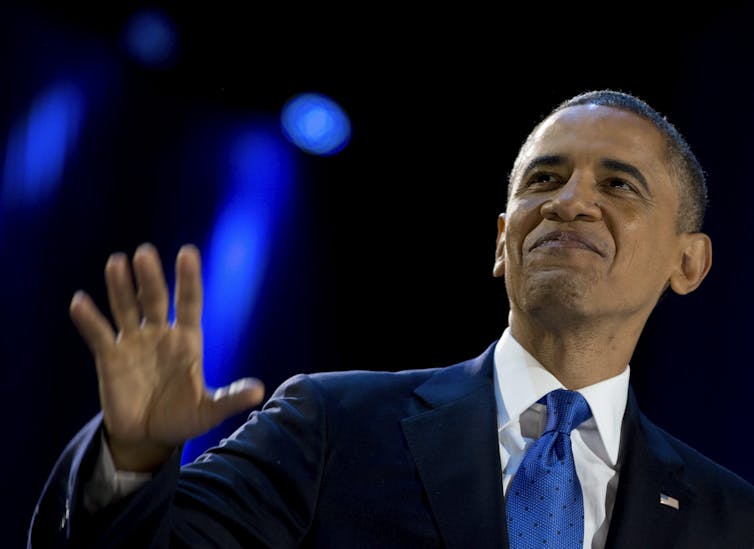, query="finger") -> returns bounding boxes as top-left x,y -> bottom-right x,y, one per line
69,291 -> 116,358
132,243 -> 169,326
104,252 -> 141,333
174,244 -> 203,328
203,378 -> 266,429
